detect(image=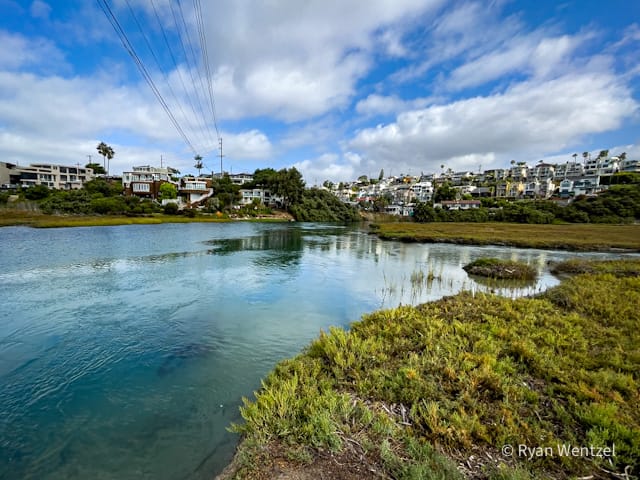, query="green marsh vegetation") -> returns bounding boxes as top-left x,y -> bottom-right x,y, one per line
373,222 -> 640,251
226,259 -> 640,479
463,258 -> 538,280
